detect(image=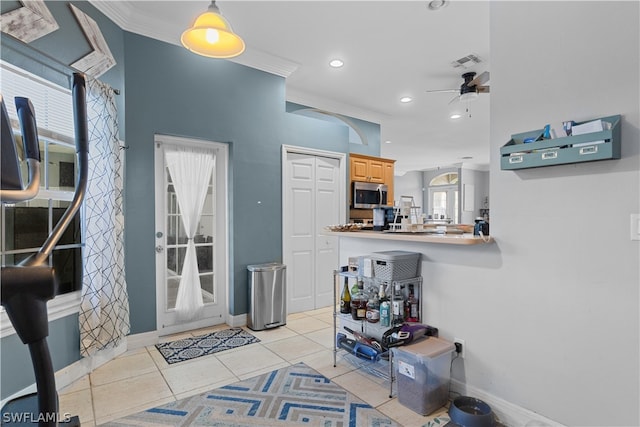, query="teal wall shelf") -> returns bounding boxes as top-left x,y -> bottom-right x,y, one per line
500,115 -> 621,170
